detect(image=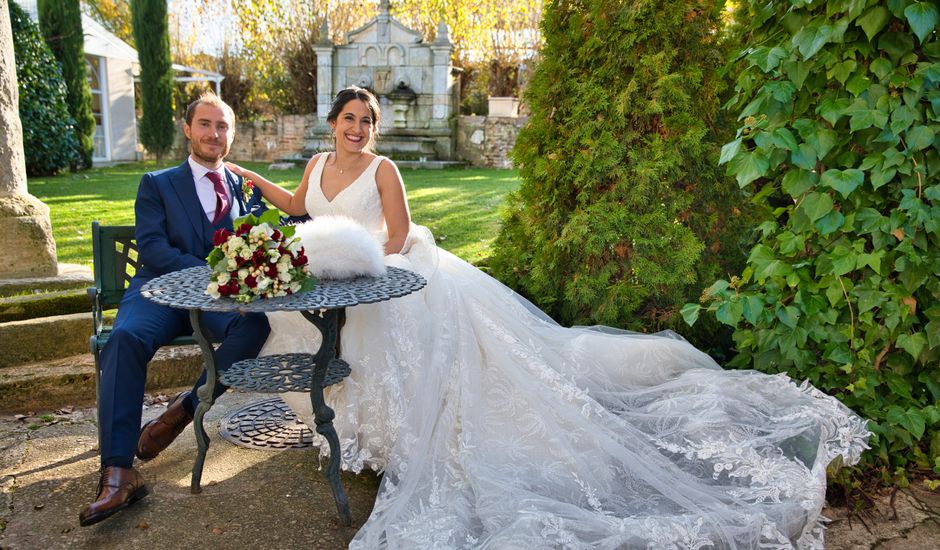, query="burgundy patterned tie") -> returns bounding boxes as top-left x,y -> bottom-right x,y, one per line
206,171 -> 231,225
